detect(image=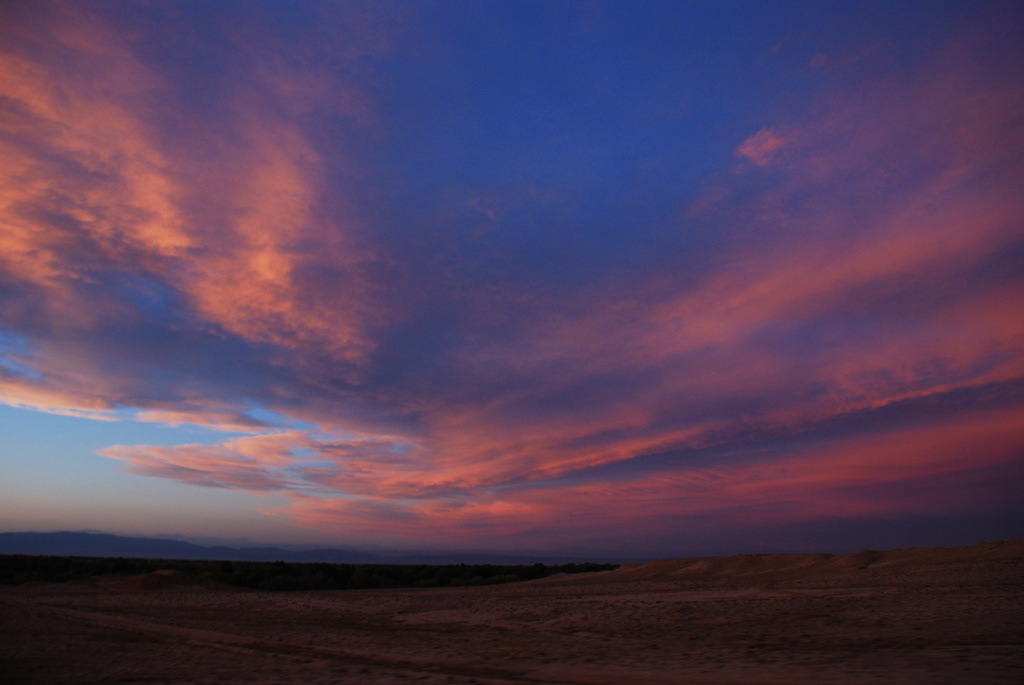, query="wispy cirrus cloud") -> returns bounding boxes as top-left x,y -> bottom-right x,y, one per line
2,2 -> 1022,550
274,402 -> 1024,550
1,1 -> 386,420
